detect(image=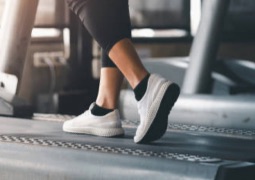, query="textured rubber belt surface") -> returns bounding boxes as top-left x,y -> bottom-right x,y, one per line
34,113 -> 255,138
0,135 -> 221,163
1,116 -> 255,162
